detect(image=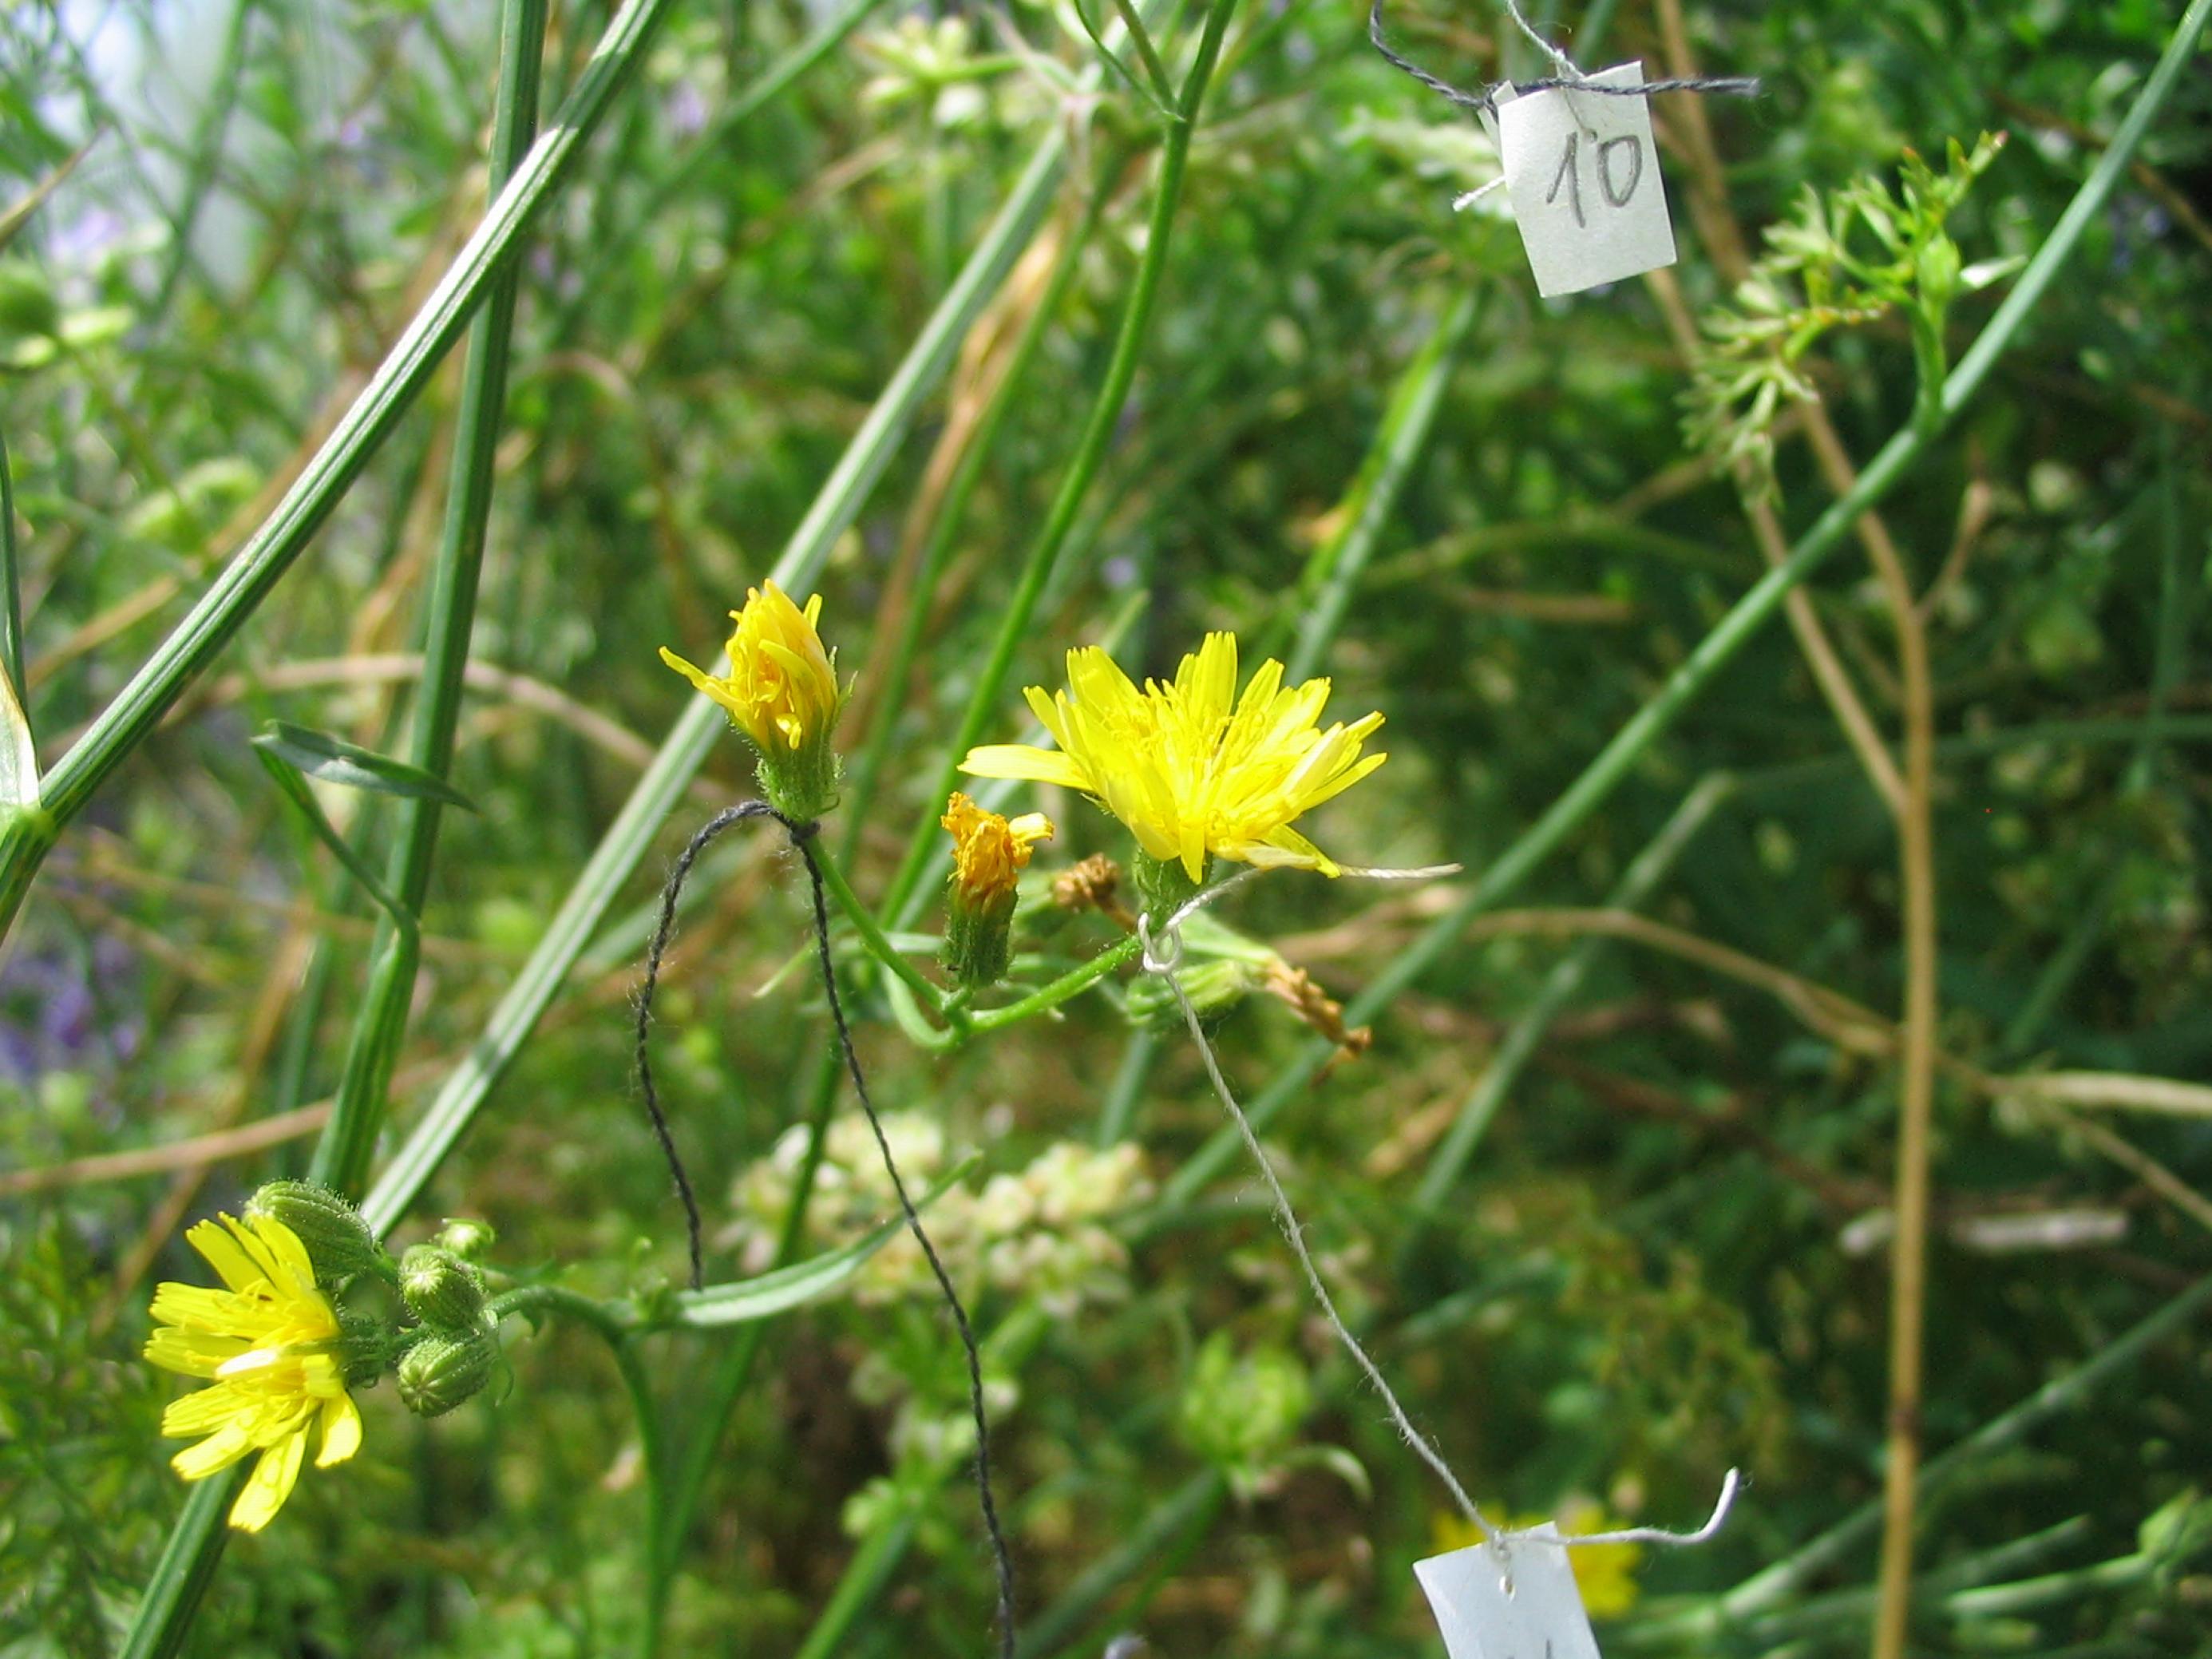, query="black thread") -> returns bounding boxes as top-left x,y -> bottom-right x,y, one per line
635,800 -> 778,1293
632,802 -> 1018,1655
789,830 -> 1019,1659
1367,0 -> 1759,119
